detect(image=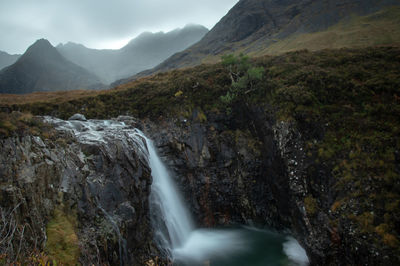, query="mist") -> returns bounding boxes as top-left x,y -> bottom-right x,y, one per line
0,0 -> 239,54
